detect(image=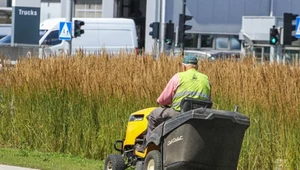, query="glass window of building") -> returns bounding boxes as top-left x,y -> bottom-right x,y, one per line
201,35 -> 213,48
216,37 -> 229,49
184,34 -> 198,48
6,0 -> 12,7
75,0 -> 103,18
284,49 -> 300,64
0,0 -> 12,24
41,0 -> 60,2
251,46 -> 270,62
230,36 -> 241,50
253,46 -> 262,61
262,47 -> 270,61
